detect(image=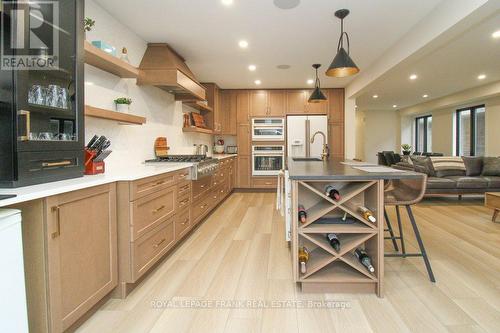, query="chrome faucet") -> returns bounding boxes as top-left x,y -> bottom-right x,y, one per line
311,131 -> 329,161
